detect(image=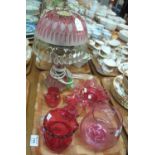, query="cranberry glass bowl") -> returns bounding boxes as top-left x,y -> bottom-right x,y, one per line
80,103 -> 122,151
